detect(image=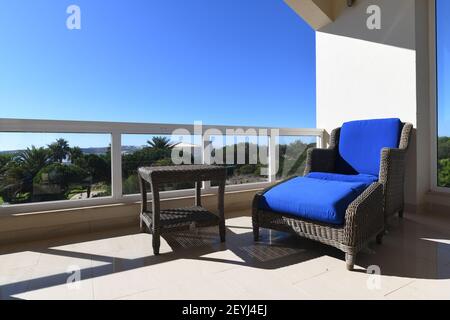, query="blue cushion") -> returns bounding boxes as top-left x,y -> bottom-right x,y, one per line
306,172 -> 378,188
258,177 -> 369,225
335,118 -> 402,177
